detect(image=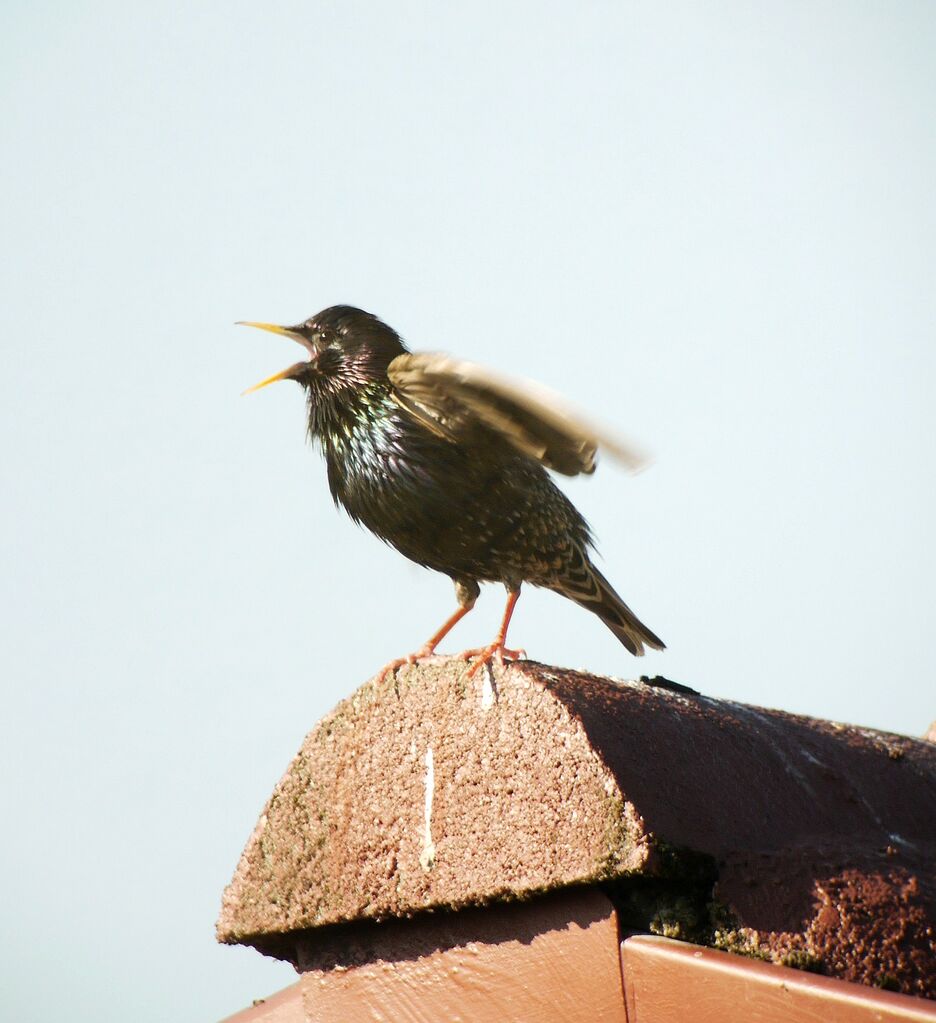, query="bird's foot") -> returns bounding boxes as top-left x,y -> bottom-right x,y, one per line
377,646 -> 447,683
459,643 -> 527,679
